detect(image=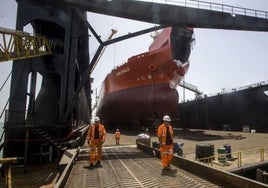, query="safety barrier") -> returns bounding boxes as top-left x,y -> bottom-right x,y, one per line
196,146 -> 268,168
137,143 -> 268,188
138,0 -> 268,19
